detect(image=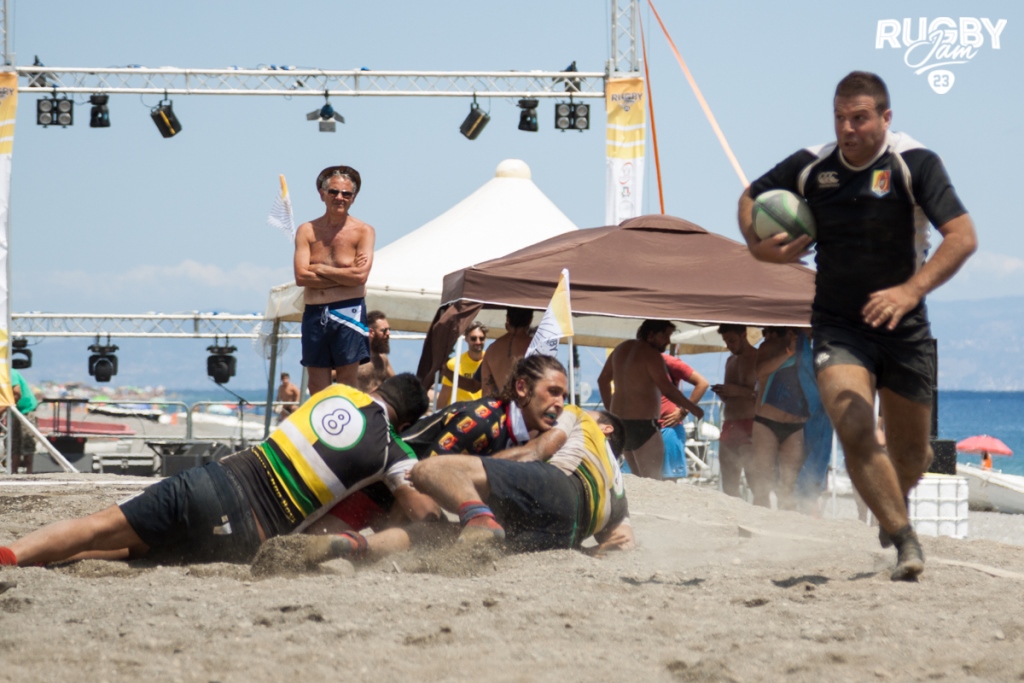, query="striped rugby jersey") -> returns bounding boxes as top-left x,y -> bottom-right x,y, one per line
547,405 -> 627,538
238,384 -> 416,533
